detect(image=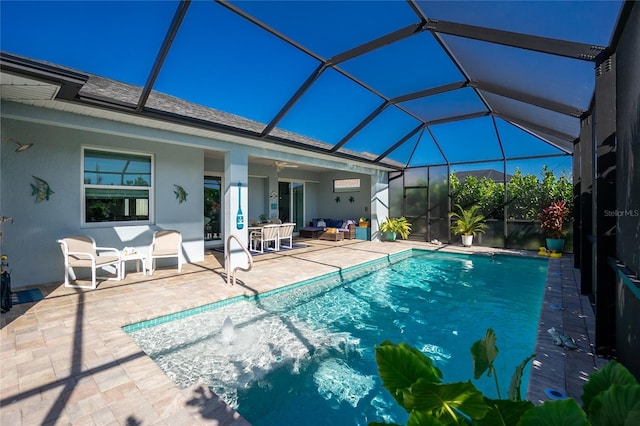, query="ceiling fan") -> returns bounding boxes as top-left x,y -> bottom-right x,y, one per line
274,161 -> 298,173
